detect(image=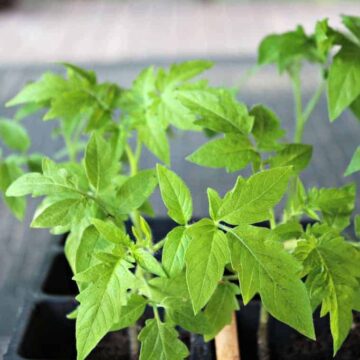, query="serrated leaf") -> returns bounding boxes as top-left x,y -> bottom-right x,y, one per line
0,161 -> 26,220
344,146 -> 360,176
204,282 -> 240,340
0,118 -> 31,152
228,225 -> 315,339
179,89 -> 254,134
91,219 -> 130,246
294,231 -> 360,353
207,188 -> 222,221
85,133 -> 117,193
31,198 -> 80,228
185,219 -> 229,313
159,60 -> 213,89
258,26 -> 321,73
342,15 -> 360,41
134,248 -> 167,277
7,73 -> 69,106
147,273 -> 190,304
111,294 -> 147,331
269,143 -> 312,173
76,258 -> 135,360
328,44 -> 360,121
217,167 -> 292,225
250,105 -> 285,151
139,119 -> 170,165
163,297 -> 210,334
44,90 -> 91,121
117,169 -> 158,214
162,226 -> 190,277
138,318 -> 189,360
187,134 -> 259,173
76,225 -> 110,274
6,172 -> 79,197
355,215 -> 360,238
307,183 -> 356,230
156,165 -> 192,225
